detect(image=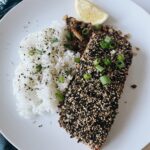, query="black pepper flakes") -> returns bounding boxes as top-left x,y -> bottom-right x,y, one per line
29,77 -> 33,81
131,84 -> 137,89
